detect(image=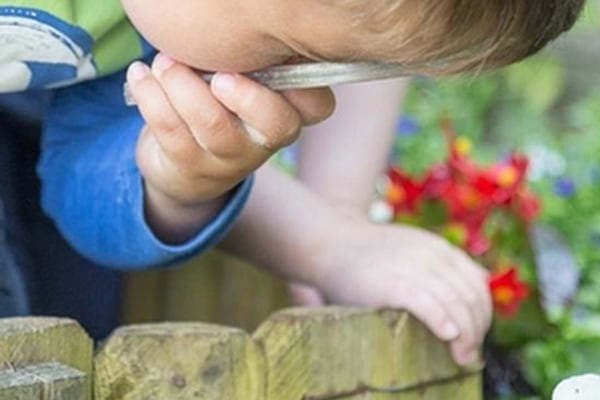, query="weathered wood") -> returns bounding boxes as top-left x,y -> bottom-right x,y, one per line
211,253 -> 291,331
339,372 -> 481,399
121,269 -> 168,323
162,252 -> 224,324
94,322 -> 266,400
253,307 -> 396,400
253,308 -> 482,400
0,317 -> 93,399
123,250 -> 292,331
1,309 -> 482,399
375,311 -> 482,398
381,311 -> 474,386
0,361 -> 86,399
